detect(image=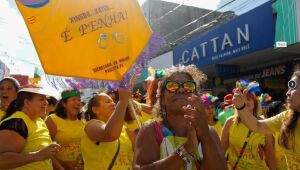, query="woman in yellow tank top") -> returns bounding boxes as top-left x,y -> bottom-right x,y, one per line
233,70 -> 300,170
221,81 -> 276,170
0,85 -> 60,169
46,90 -> 84,170
0,77 -> 20,121
81,88 -> 132,170
223,117 -> 275,170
